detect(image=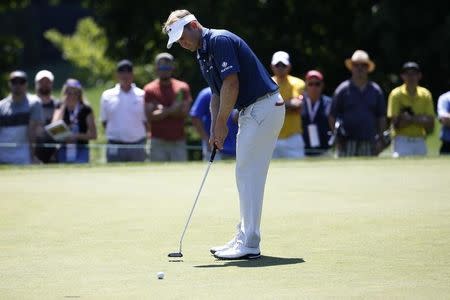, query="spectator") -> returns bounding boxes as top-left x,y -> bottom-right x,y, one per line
270,51 -> 305,158
301,70 -> 332,156
52,79 -> 97,163
329,50 -> 386,157
190,87 -> 238,160
34,70 -> 60,163
437,90 -> 450,155
387,62 -> 435,157
0,70 -> 43,164
144,52 -> 192,162
100,60 -> 147,162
